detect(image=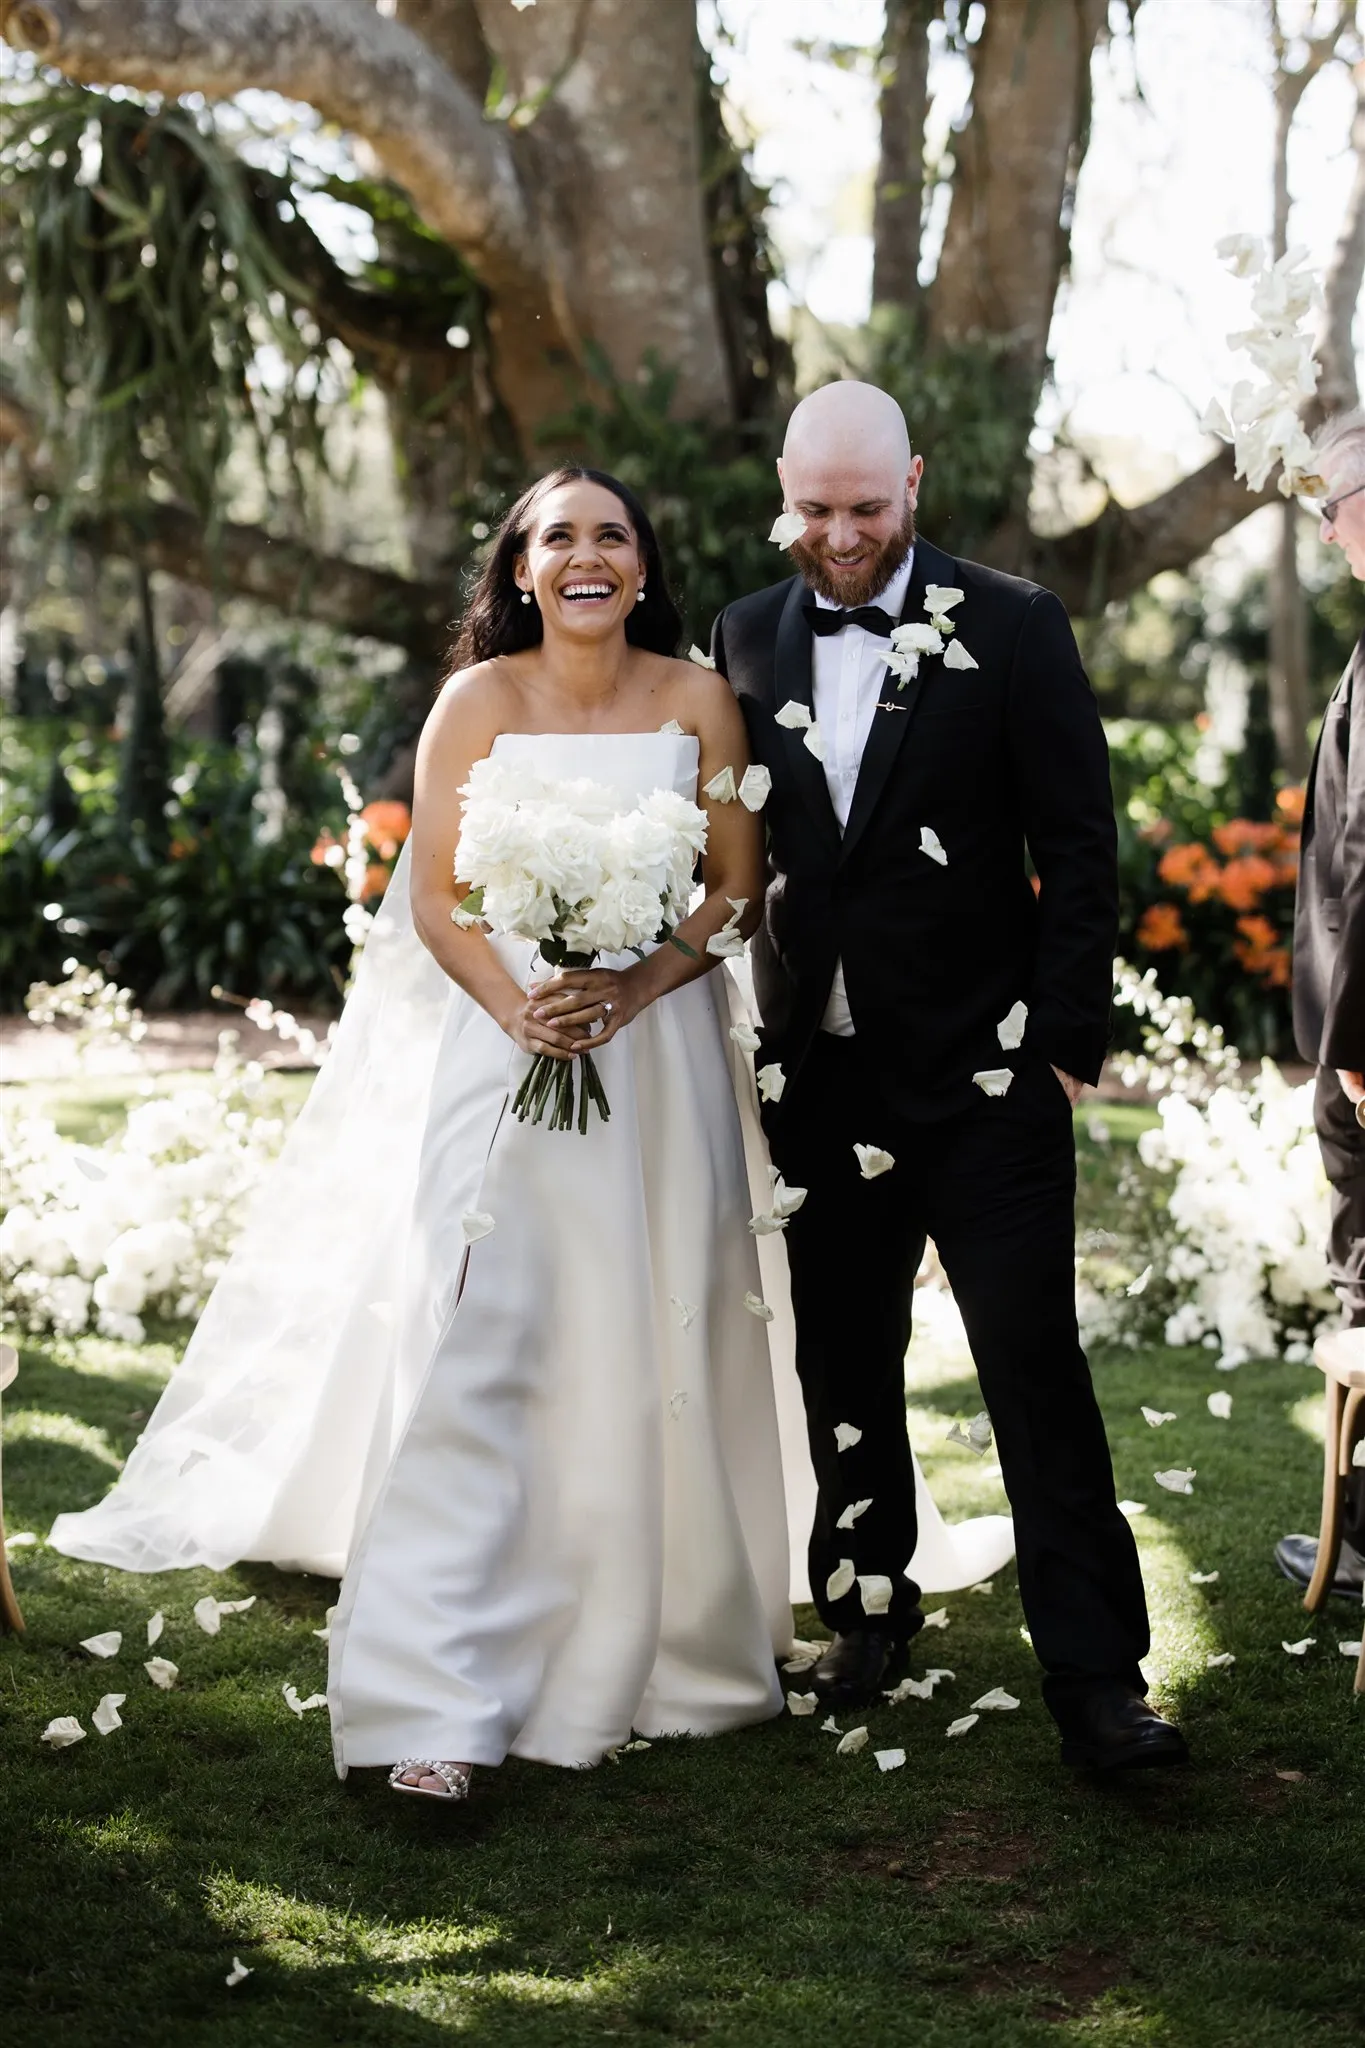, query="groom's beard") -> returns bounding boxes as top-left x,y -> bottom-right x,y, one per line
789,501 -> 917,608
